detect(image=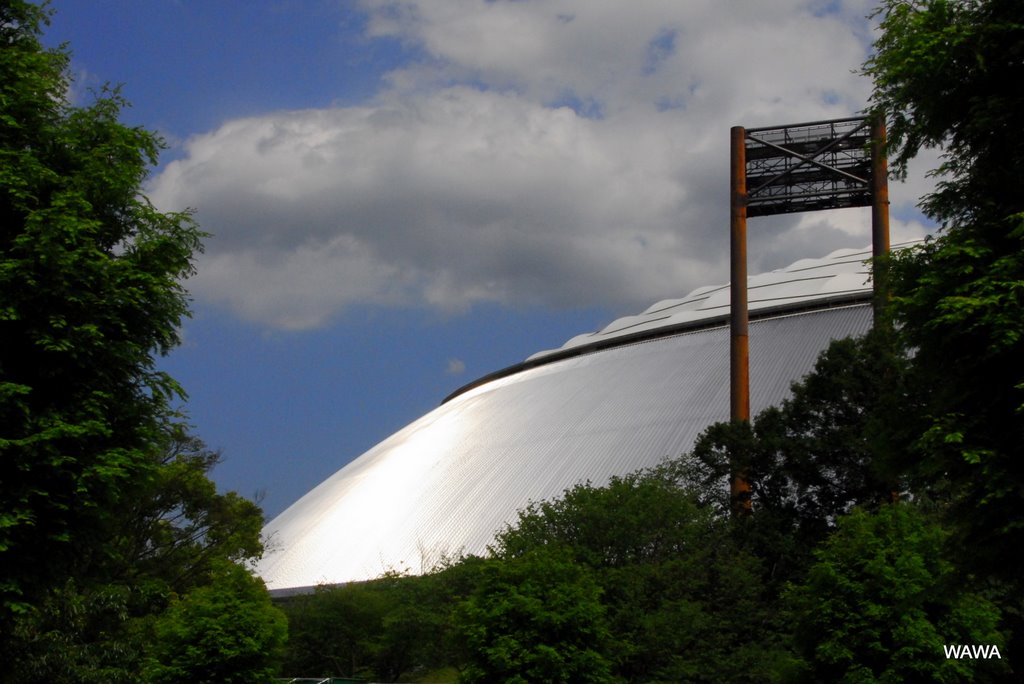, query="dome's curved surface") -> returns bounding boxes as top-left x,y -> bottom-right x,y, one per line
258,245 -> 888,591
